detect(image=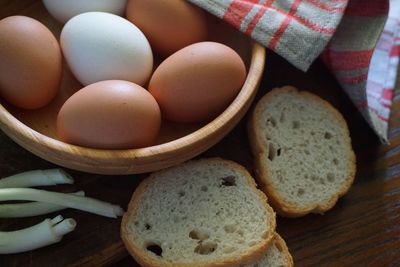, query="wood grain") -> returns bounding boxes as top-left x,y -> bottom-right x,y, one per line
0,1 -> 264,175
1,1 -> 400,267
